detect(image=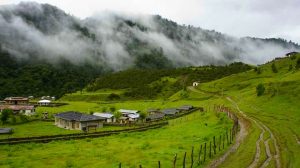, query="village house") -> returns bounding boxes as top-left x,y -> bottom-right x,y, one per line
0,97 -> 35,115
4,97 -> 29,105
146,113 -> 165,122
162,108 -> 180,116
93,112 -> 115,123
147,108 -> 161,114
118,109 -> 140,123
54,111 -> 106,131
177,105 -> 194,111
